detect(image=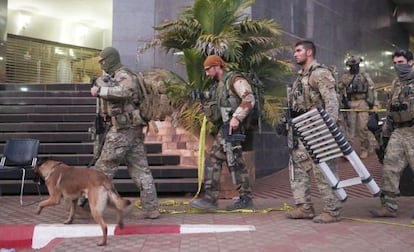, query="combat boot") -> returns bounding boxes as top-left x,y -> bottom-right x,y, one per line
135,209 -> 160,219
189,198 -> 218,210
225,195 -> 254,211
369,207 -> 397,217
285,206 -> 315,219
312,212 -> 340,223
